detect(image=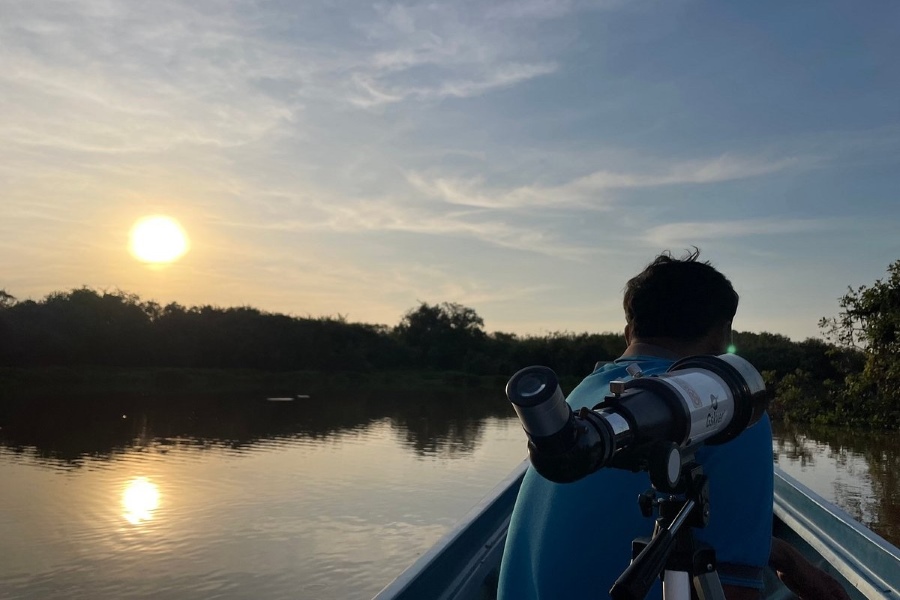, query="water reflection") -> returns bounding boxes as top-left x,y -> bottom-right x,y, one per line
0,387 -> 515,470
0,386 -> 525,600
122,477 -> 160,525
772,422 -> 900,547
391,392 -> 508,457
